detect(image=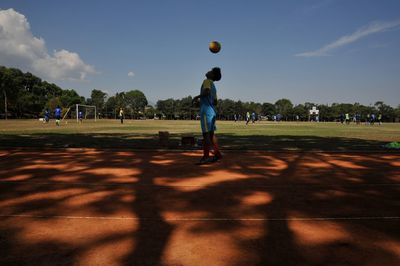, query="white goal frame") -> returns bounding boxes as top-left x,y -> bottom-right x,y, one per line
76,104 -> 97,123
